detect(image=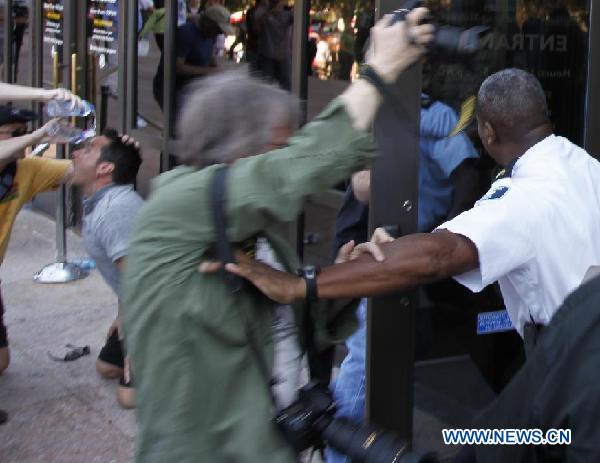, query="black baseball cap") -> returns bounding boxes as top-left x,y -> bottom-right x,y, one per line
0,105 -> 38,126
